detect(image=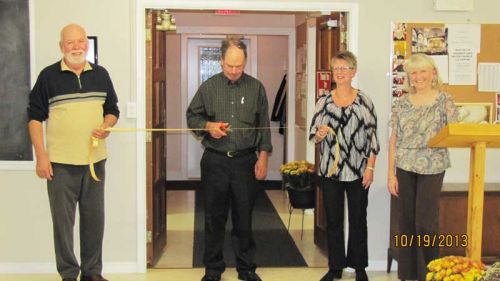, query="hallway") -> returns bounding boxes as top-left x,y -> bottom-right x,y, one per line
156,190 -> 327,267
